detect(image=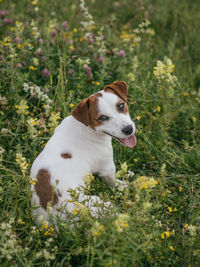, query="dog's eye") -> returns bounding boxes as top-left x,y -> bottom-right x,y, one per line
118,103 -> 125,110
98,115 -> 109,121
